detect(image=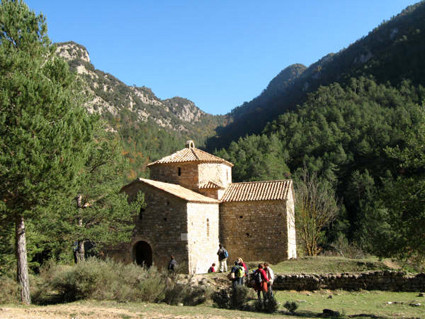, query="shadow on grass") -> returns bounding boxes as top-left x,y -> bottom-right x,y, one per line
278,309 -> 391,319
